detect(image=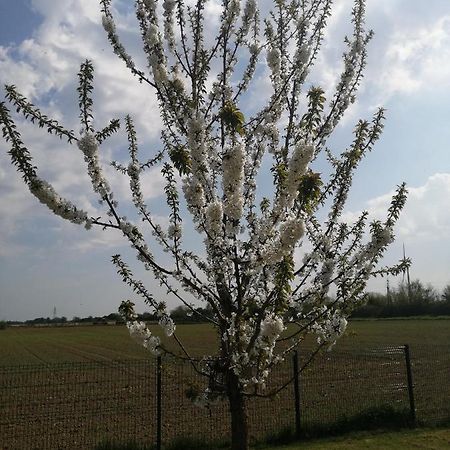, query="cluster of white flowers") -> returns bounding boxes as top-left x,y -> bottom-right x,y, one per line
143,0 -> 157,10
239,0 -> 257,36
78,134 -> 111,199
295,43 -> 311,67
313,313 -> 348,349
280,218 -> 305,252
29,178 -> 90,227
127,321 -> 161,355
374,226 -> 394,248
262,122 -> 280,153
260,315 -> 285,341
225,0 -> 241,23
182,178 -> 206,216
284,143 -> 315,205
144,23 -> 168,85
159,314 -> 176,336
266,48 -> 280,76
101,15 -> 115,35
127,161 -> 144,207
261,217 -> 304,263
222,143 -> 245,221
249,42 -> 259,56
223,312 -> 287,388
171,66 -> 186,93
187,117 -> 207,178
226,314 -> 287,388
352,226 -> 394,268
162,0 -> 176,50
167,223 -> 182,240
145,23 -> 159,47
318,258 -> 335,292
205,200 -> 223,236
244,0 -> 256,19
101,15 -> 136,71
